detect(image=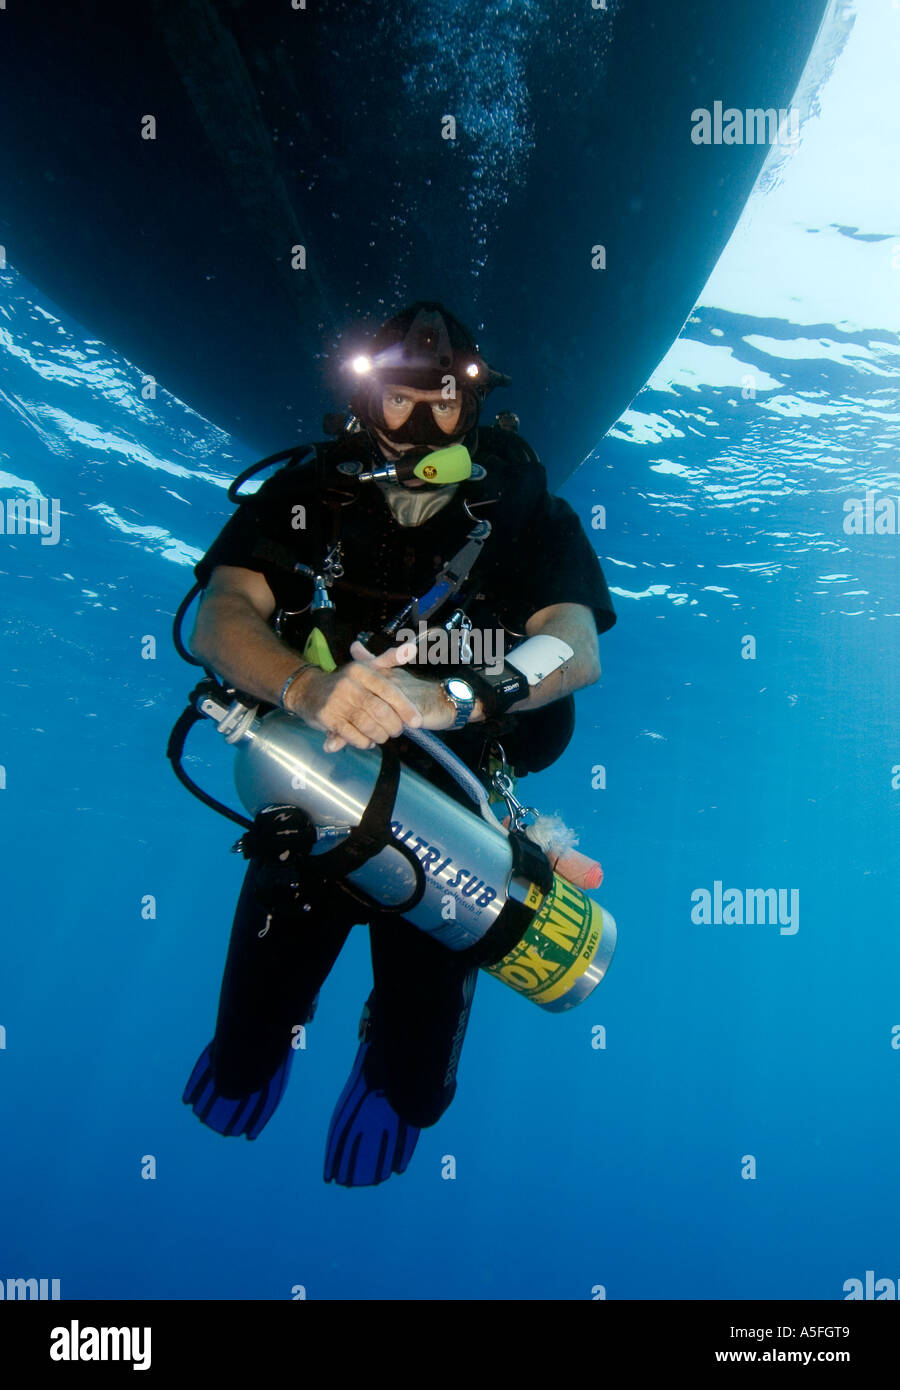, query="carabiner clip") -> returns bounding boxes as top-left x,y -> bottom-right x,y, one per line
490,767 -> 538,831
